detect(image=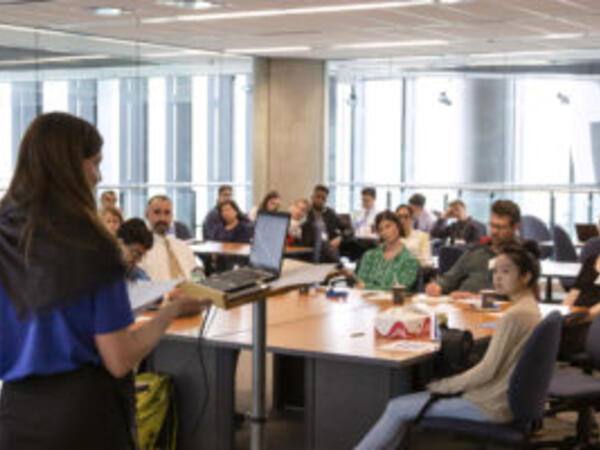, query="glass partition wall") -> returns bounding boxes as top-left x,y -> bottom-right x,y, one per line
328,66 -> 600,238
0,23 -> 253,238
